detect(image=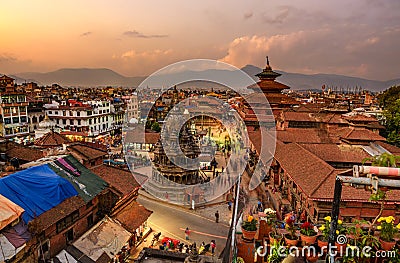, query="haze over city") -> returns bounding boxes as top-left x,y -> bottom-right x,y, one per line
1,0 -> 399,80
